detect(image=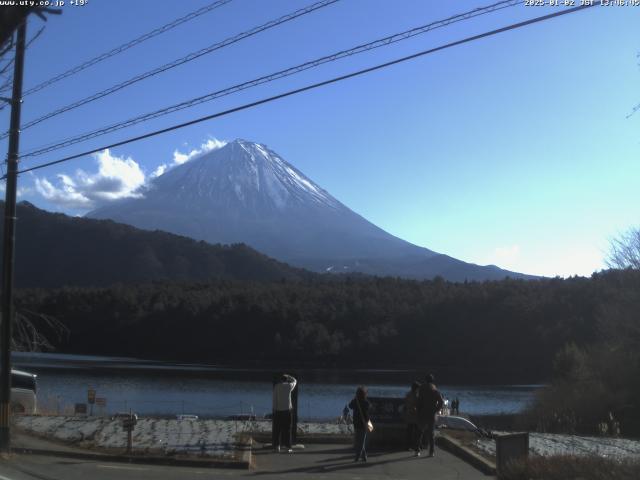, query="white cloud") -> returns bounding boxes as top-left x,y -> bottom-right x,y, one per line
33,137 -> 228,209
155,137 -> 227,177
35,149 -> 146,210
524,247 -> 605,278
482,244 -> 521,269
150,138 -> 226,179
0,179 -> 36,197
479,243 -> 604,278
173,138 -> 227,165
202,137 -> 227,151
172,150 -> 191,165
17,186 -> 33,198
152,164 -> 168,178
35,177 -> 91,209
